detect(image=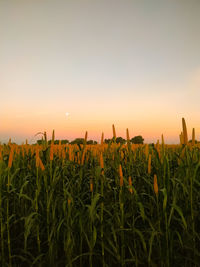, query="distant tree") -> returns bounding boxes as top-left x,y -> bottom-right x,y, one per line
104,138 -> 112,144
188,139 -> 198,144
116,137 -> 126,144
37,140 -> 45,145
61,140 -> 69,144
70,138 -> 85,145
130,136 -> 144,144
104,137 -> 126,144
47,139 -> 69,145
87,140 -> 98,145
87,140 -> 92,145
